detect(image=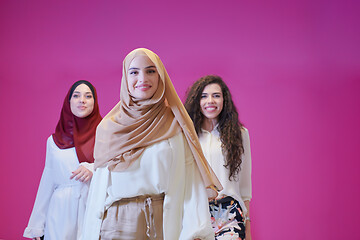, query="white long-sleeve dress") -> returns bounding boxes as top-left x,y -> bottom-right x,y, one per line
81,132 -> 214,240
23,136 -> 93,240
198,127 -> 252,215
